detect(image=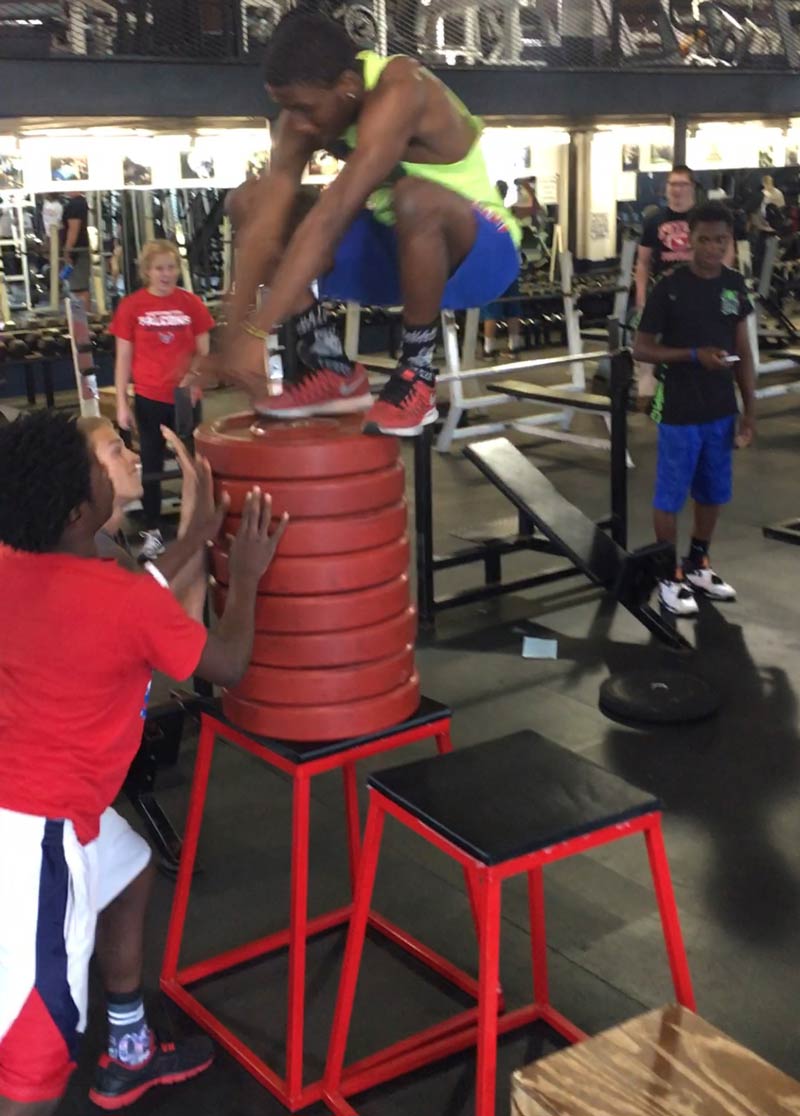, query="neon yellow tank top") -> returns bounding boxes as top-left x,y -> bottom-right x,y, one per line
340,51 -> 521,248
